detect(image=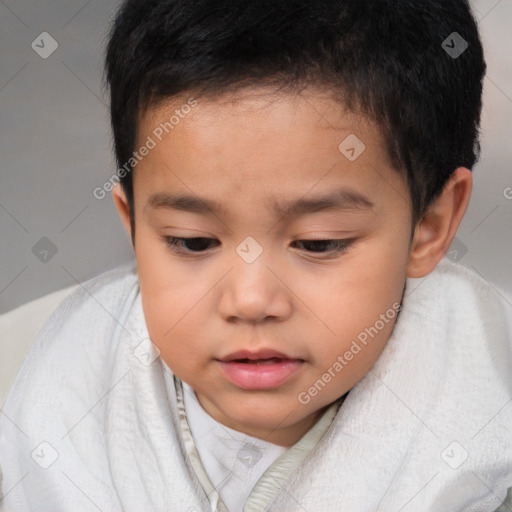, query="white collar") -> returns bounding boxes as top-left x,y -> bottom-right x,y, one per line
182,380 -> 288,512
